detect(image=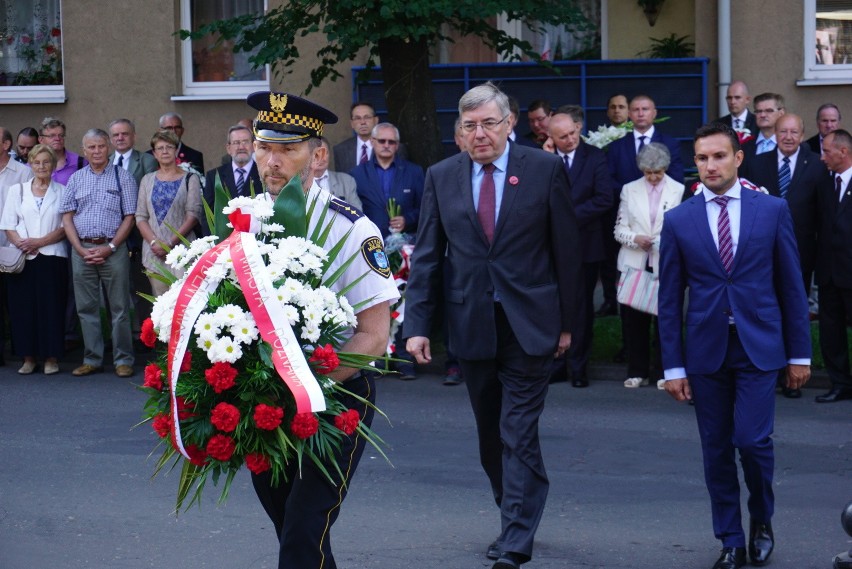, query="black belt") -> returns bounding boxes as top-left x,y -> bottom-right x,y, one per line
80,237 -> 109,244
